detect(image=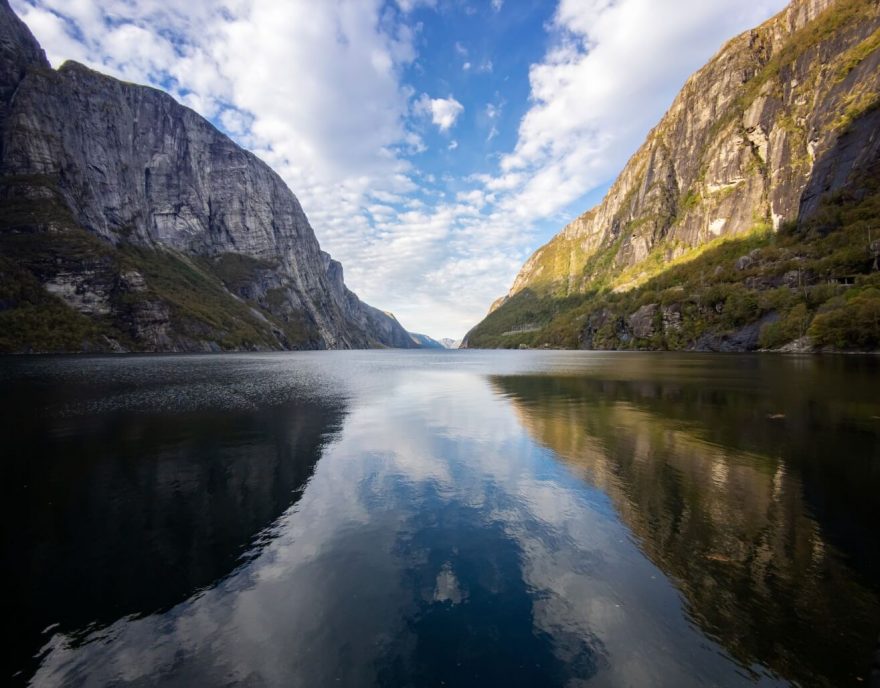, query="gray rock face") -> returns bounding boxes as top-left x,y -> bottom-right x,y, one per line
628,304 -> 658,340
0,0 -> 415,352
693,312 -> 780,352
